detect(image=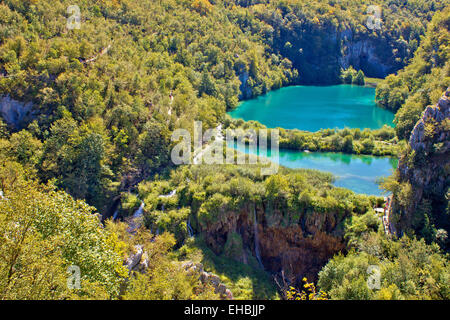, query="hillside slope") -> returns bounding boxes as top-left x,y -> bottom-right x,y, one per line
387,88 -> 449,247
